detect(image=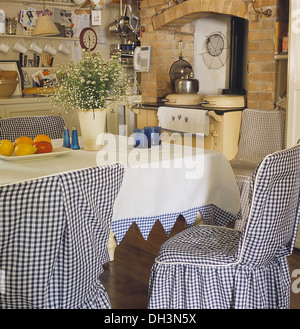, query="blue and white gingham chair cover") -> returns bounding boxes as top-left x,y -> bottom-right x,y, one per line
0,163 -> 124,309
230,108 -> 286,231
0,115 -> 65,142
148,144 -> 300,309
